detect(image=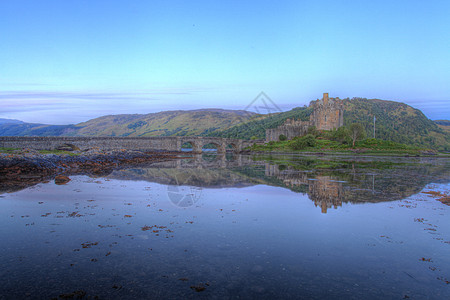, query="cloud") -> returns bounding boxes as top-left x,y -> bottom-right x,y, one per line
0,89 -> 205,124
